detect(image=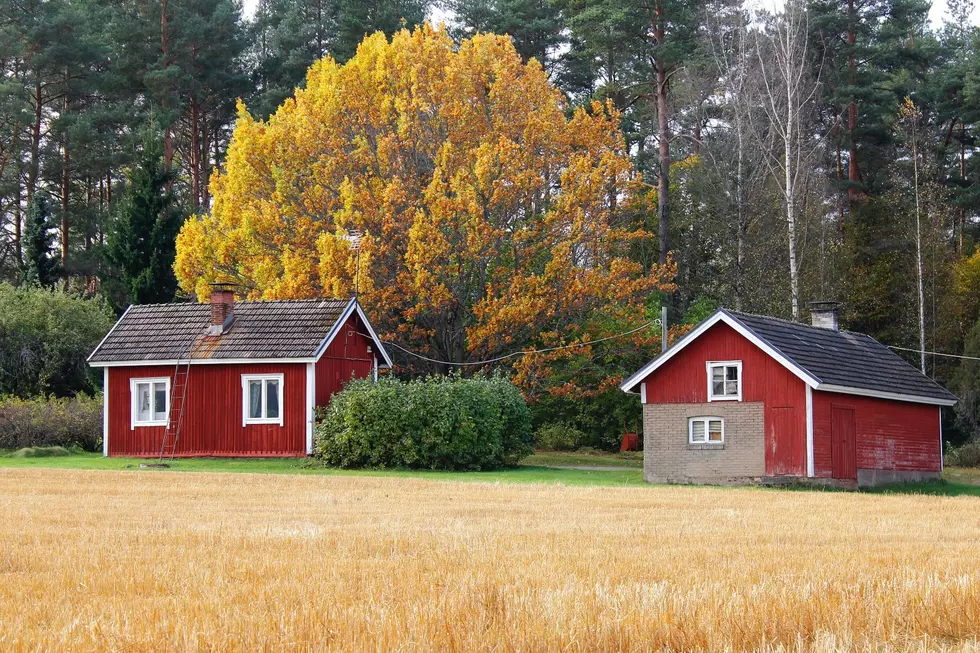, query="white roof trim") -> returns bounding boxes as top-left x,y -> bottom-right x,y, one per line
86,304 -> 133,363
620,310 -> 819,393
620,309 -> 957,407
354,302 -> 394,368
814,384 -> 956,407
310,298 -> 394,368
